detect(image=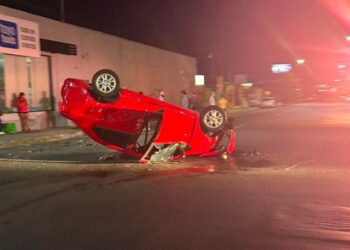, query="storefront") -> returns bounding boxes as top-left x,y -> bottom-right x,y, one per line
0,13 -> 55,130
